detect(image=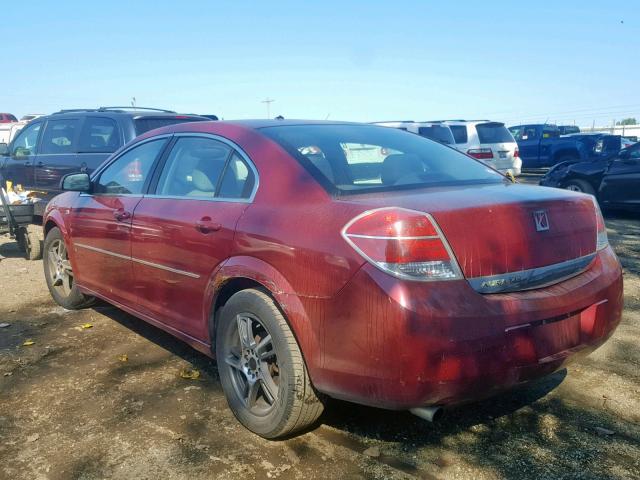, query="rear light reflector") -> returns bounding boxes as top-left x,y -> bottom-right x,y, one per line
593,199 -> 608,251
514,148 -> 520,158
467,148 -> 493,160
342,207 -> 462,281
